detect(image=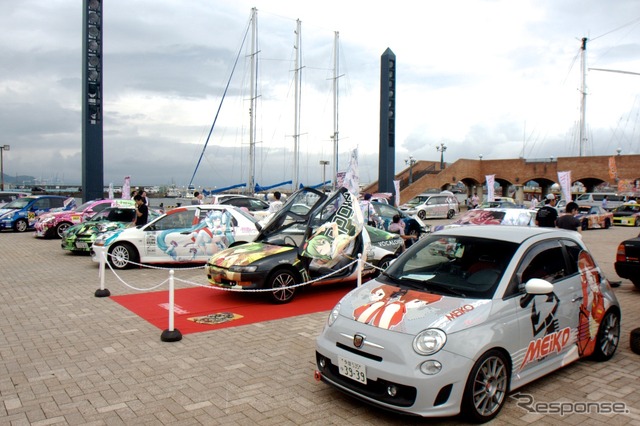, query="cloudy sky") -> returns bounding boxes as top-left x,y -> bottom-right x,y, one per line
1,0 -> 639,191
